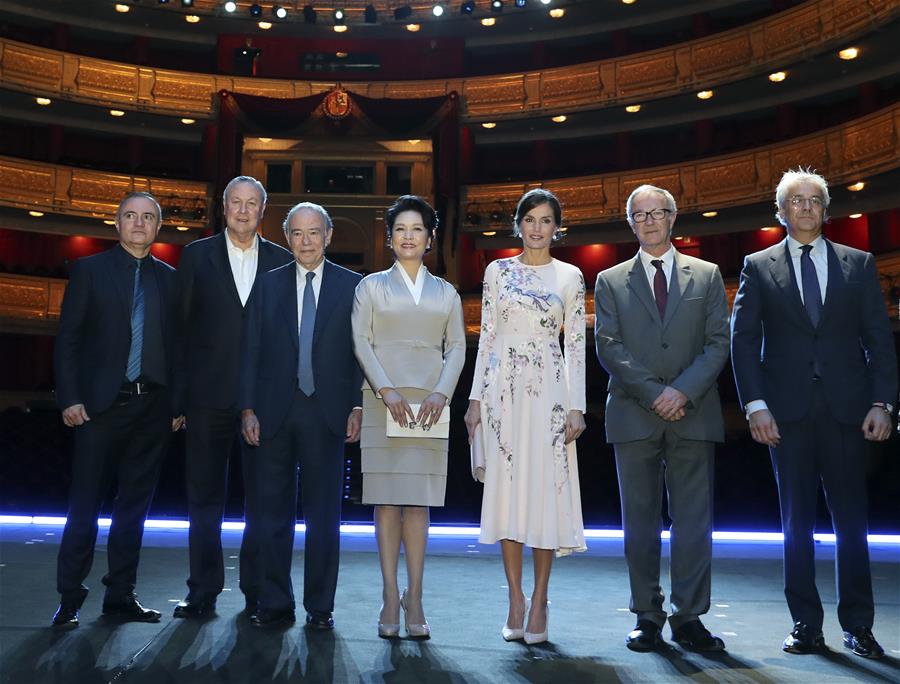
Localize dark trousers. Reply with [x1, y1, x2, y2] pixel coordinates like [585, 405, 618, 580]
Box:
[614, 429, 715, 629]
[184, 406, 260, 603]
[253, 390, 344, 614]
[770, 383, 874, 631]
[56, 390, 170, 605]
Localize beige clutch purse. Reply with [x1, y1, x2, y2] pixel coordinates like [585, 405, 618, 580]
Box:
[470, 425, 485, 483]
[386, 404, 450, 438]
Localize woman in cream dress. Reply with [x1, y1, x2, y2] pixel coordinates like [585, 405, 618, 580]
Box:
[464, 189, 587, 646]
[352, 195, 466, 639]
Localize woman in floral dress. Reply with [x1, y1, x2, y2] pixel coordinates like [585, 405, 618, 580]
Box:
[464, 188, 587, 645]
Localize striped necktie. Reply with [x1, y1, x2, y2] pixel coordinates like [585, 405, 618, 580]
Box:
[125, 259, 144, 382]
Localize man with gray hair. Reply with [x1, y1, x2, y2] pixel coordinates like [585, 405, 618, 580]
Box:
[595, 184, 730, 652]
[173, 175, 292, 619]
[731, 168, 897, 658]
[240, 201, 363, 629]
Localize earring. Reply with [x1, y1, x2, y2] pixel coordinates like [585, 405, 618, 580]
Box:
[553, 229, 563, 241]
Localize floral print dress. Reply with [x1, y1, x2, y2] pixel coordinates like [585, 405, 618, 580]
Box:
[470, 257, 587, 556]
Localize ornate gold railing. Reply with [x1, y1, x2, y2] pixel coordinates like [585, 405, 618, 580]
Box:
[0, 0, 896, 119]
[463, 102, 900, 226]
[0, 156, 210, 227]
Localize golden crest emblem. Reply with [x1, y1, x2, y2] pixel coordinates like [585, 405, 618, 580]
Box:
[323, 87, 352, 120]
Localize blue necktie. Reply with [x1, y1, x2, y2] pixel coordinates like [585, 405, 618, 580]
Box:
[297, 271, 316, 395]
[799, 244, 822, 327]
[125, 259, 144, 382]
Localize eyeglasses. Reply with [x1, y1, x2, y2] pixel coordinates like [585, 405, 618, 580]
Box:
[788, 195, 824, 207]
[630, 208, 672, 223]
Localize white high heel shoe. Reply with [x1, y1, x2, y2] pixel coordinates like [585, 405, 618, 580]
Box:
[524, 601, 550, 645]
[377, 600, 401, 638]
[400, 589, 430, 640]
[501, 597, 530, 641]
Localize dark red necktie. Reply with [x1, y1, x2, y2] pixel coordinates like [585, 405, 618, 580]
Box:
[651, 259, 667, 320]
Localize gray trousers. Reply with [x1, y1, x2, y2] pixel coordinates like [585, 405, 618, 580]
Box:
[614, 430, 715, 629]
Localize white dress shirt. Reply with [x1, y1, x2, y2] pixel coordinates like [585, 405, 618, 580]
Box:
[225, 230, 258, 306]
[396, 262, 426, 305]
[296, 259, 326, 339]
[637, 244, 676, 298]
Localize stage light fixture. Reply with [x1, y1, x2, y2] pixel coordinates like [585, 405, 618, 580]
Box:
[109, 109, 125, 117]
[303, 5, 316, 23]
[768, 71, 787, 82]
[364, 4, 377, 23]
[696, 90, 714, 100]
[333, 8, 345, 21]
[551, 114, 567, 123]
[838, 47, 858, 60]
[406, 23, 420, 32]
[515, 0, 526, 7]
[185, 14, 200, 22]
[481, 122, 496, 128]
[482, 231, 496, 236]
[333, 24, 348, 32]
[540, 0, 551, 4]
[29, 210, 44, 217]
[181, 118, 195, 124]
[258, 20, 272, 29]
[273, 5, 287, 19]
[433, 3, 445, 17]
[35, 97, 52, 105]
[158, 0, 170, 5]
[460, 1, 475, 14]
[481, 17, 495, 26]
[114, 3, 130, 12]
[549, 7, 563, 17]
[702, 211, 718, 218]
[847, 181, 865, 192]
[176, 226, 190, 231]
[394, 5, 412, 20]
[181, 0, 193, 6]
[224, 1, 236, 11]
[491, 0, 503, 11]
[849, 213, 862, 219]
[249, 3, 262, 17]
[625, 104, 641, 113]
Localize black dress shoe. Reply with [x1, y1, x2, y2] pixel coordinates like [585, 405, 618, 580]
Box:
[250, 608, 296, 628]
[842, 627, 884, 659]
[101, 595, 161, 623]
[782, 622, 825, 654]
[52, 602, 80, 628]
[305, 611, 334, 630]
[626, 620, 663, 652]
[173, 599, 217, 619]
[672, 620, 726, 652]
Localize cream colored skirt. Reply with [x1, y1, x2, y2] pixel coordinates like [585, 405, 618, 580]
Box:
[361, 387, 447, 507]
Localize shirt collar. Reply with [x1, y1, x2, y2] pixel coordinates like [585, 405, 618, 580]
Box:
[114, 243, 150, 268]
[786, 233, 825, 254]
[296, 259, 326, 281]
[638, 244, 676, 270]
[225, 230, 258, 254]
[394, 262, 426, 287]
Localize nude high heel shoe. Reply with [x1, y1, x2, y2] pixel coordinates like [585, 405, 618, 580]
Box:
[523, 601, 550, 645]
[400, 589, 430, 640]
[501, 597, 529, 641]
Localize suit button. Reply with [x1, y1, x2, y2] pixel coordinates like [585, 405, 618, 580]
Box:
[661, 343, 669, 349]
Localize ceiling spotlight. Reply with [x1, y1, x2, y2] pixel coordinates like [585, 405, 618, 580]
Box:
[258, 137, 273, 143]
[249, 3, 262, 17]
[482, 231, 497, 236]
[768, 71, 787, 82]
[540, 0, 551, 4]
[433, 3, 445, 17]
[303, 5, 316, 23]
[180, 118, 196, 124]
[622, 0, 636, 4]
[109, 109, 125, 117]
[702, 211, 718, 218]
[515, 0, 526, 7]
[114, 3, 130, 12]
[481, 17, 495, 26]
[333, 24, 348, 32]
[258, 20, 272, 29]
[273, 5, 287, 19]
[838, 47, 859, 60]
[176, 226, 190, 231]
[849, 213, 862, 219]
[625, 104, 641, 113]
[333, 8, 345, 21]
[394, 5, 413, 20]
[481, 122, 497, 129]
[35, 97, 52, 105]
[847, 181, 865, 191]
[461, 1, 475, 14]
[549, 7, 564, 17]
[181, 0, 193, 6]
[551, 114, 567, 123]
[103, 219, 117, 225]
[696, 90, 714, 100]
[491, 0, 503, 11]
[29, 210, 44, 217]
[406, 23, 420, 32]
[364, 4, 377, 22]
[224, 1, 236, 12]
[185, 14, 200, 22]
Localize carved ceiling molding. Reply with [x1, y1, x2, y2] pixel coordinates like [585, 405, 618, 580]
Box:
[0, 0, 896, 119]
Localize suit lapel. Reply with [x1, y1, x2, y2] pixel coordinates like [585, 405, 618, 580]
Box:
[106, 248, 132, 318]
[662, 251, 692, 329]
[819, 239, 848, 327]
[278, 264, 300, 353]
[313, 260, 338, 345]
[768, 239, 811, 328]
[209, 232, 243, 308]
[625, 256, 661, 324]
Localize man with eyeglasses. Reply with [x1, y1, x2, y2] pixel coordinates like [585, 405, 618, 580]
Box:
[595, 184, 730, 653]
[731, 168, 897, 658]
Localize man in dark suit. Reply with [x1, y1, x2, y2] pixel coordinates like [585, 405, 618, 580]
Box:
[240, 201, 362, 629]
[173, 176, 292, 618]
[731, 168, 897, 658]
[595, 184, 730, 652]
[52, 192, 183, 628]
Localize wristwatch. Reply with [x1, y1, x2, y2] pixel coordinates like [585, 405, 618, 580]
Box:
[871, 402, 893, 415]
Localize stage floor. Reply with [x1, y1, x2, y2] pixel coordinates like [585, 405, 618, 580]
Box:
[0, 523, 897, 684]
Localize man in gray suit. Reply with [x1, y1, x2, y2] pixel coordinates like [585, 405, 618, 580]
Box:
[731, 169, 896, 658]
[595, 184, 730, 652]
